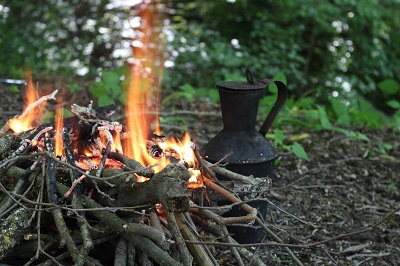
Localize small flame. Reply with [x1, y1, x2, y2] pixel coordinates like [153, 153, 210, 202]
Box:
[113, 131, 123, 154]
[54, 100, 64, 156]
[161, 132, 203, 188]
[8, 74, 42, 133]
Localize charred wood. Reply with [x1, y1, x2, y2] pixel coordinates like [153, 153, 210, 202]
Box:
[100, 163, 190, 213]
[109, 152, 154, 178]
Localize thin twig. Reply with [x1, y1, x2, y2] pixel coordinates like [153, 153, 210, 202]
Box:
[185, 204, 400, 250]
[221, 226, 244, 266]
[166, 211, 193, 266]
[0, 90, 58, 136]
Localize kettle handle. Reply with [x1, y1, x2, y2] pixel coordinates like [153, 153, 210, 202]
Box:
[258, 79, 288, 137]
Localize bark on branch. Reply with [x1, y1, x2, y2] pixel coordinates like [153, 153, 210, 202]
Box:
[101, 163, 191, 213]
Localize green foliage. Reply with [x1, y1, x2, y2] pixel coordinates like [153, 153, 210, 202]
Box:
[69, 83, 80, 94]
[9, 86, 19, 93]
[3, 0, 400, 139]
[290, 142, 309, 161]
[273, 129, 285, 147]
[89, 66, 128, 107]
[387, 184, 397, 192]
[0, 0, 127, 78]
[272, 129, 309, 161]
[378, 79, 400, 95]
[377, 140, 393, 154]
[162, 83, 219, 104]
[330, 98, 351, 126]
[166, 0, 400, 132]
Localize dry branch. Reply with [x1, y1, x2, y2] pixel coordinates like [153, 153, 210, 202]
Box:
[175, 213, 216, 266]
[0, 207, 34, 260]
[55, 182, 182, 266]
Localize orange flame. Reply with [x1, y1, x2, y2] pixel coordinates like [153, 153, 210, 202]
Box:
[122, 2, 202, 187]
[8, 75, 42, 133]
[161, 132, 203, 187]
[54, 100, 64, 156]
[113, 131, 123, 154]
[124, 2, 164, 171]
[121, 2, 202, 187]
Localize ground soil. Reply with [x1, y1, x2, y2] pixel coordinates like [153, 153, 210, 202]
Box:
[1, 81, 399, 265]
[171, 98, 400, 266]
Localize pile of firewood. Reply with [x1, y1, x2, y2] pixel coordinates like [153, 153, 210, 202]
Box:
[0, 91, 299, 266]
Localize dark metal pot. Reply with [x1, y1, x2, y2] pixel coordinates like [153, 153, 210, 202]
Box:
[201, 69, 287, 243]
[202, 69, 287, 179]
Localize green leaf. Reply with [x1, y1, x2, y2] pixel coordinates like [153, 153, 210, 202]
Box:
[98, 94, 115, 107]
[384, 143, 393, 150]
[110, 85, 122, 97]
[273, 71, 287, 85]
[330, 98, 351, 126]
[43, 111, 54, 123]
[386, 100, 400, 109]
[89, 82, 108, 97]
[273, 129, 285, 147]
[387, 184, 397, 191]
[317, 105, 332, 129]
[70, 83, 79, 93]
[333, 127, 355, 137]
[159, 116, 197, 123]
[102, 71, 121, 88]
[377, 141, 387, 154]
[208, 89, 219, 102]
[356, 133, 370, 142]
[63, 108, 73, 118]
[260, 95, 277, 107]
[9, 85, 19, 93]
[291, 142, 309, 160]
[395, 115, 400, 130]
[179, 83, 195, 94]
[196, 88, 208, 97]
[378, 79, 400, 95]
[118, 91, 126, 104]
[297, 97, 315, 109]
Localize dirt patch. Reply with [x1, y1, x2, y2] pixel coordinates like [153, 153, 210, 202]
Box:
[262, 128, 400, 265]
[167, 100, 400, 265]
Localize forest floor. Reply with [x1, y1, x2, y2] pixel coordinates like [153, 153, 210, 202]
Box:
[169, 98, 400, 266]
[1, 81, 400, 265]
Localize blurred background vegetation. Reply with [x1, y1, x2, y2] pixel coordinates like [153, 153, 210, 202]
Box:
[1, 0, 399, 132]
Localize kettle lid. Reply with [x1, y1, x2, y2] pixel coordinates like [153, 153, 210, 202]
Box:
[216, 81, 266, 91]
[216, 68, 266, 91]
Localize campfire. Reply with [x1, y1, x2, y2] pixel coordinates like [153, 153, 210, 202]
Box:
[0, 3, 277, 264]
[0, 73, 274, 265]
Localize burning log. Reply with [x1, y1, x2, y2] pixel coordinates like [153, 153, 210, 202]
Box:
[101, 163, 191, 212]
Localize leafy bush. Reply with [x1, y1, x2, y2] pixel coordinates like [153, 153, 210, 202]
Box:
[89, 66, 129, 107]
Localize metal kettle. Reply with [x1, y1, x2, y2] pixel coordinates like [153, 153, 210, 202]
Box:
[201, 69, 287, 178]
